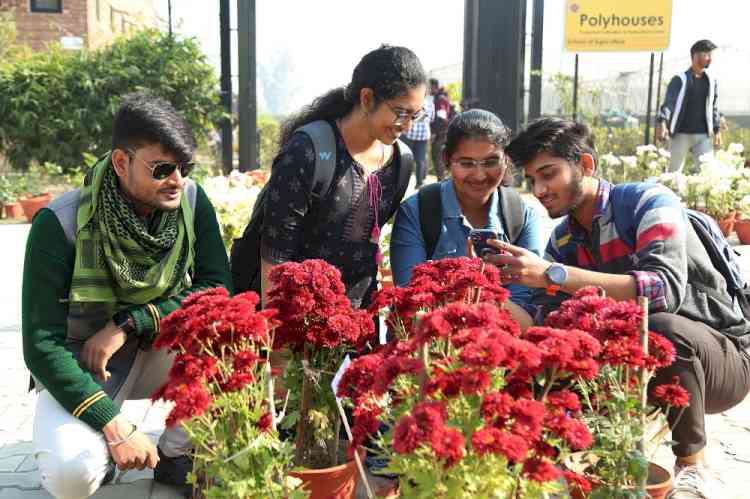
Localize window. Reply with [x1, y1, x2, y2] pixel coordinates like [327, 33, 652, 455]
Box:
[30, 0, 62, 13]
[95, 0, 100, 21]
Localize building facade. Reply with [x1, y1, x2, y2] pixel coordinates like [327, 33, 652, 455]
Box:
[1, 0, 156, 51]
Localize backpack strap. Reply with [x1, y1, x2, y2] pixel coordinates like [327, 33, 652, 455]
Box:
[184, 178, 197, 213]
[392, 138, 415, 211]
[297, 121, 337, 201]
[418, 183, 526, 258]
[418, 182, 443, 260]
[47, 189, 81, 245]
[498, 186, 525, 244]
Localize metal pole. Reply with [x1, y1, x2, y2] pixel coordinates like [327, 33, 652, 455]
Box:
[654, 52, 665, 142]
[645, 53, 655, 145]
[219, 0, 233, 174]
[237, 0, 257, 172]
[167, 0, 172, 37]
[572, 54, 579, 121]
[529, 0, 544, 121]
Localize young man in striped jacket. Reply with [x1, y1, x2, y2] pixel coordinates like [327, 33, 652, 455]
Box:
[485, 118, 749, 498]
[22, 93, 232, 498]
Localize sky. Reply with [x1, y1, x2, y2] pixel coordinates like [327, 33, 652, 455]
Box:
[155, 0, 750, 114]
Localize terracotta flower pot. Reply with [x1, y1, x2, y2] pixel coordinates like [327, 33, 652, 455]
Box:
[565, 453, 672, 499]
[717, 211, 737, 238]
[19, 193, 52, 222]
[288, 455, 361, 499]
[735, 219, 750, 245]
[4, 202, 24, 219]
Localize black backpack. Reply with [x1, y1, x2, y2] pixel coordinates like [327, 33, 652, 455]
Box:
[417, 182, 526, 259]
[230, 120, 414, 294]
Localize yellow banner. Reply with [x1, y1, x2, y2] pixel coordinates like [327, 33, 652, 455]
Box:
[564, 0, 672, 52]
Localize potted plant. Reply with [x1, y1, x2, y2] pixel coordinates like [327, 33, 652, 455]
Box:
[735, 194, 750, 244]
[545, 287, 689, 498]
[338, 258, 600, 498]
[16, 165, 52, 222]
[266, 259, 376, 498]
[152, 288, 307, 498]
[0, 174, 23, 219]
[0, 175, 13, 219]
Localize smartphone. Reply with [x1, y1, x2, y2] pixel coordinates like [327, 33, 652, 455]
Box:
[469, 229, 506, 257]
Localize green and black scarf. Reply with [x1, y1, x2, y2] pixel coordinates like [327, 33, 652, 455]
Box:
[69, 154, 195, 307]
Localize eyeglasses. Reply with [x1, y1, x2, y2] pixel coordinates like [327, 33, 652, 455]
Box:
[450, 156, 507, 170]
[384, 101, 428, 126]
[125, 149, 194, 180]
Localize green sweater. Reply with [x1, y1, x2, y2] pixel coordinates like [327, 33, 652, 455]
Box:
[22, 185, 232, 431]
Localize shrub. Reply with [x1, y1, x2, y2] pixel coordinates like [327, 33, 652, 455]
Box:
[0, 29, 223, 172]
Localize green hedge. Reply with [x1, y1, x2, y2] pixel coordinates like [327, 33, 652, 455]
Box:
[0, 29, 223, 171]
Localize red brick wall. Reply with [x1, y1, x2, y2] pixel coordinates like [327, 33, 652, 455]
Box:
[1, 0, 157, 51]
[5, 0, 88, 51]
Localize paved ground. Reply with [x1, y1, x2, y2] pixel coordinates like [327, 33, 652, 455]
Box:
[1, 186, 749, 498]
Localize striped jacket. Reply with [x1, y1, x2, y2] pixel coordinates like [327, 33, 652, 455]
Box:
[534, 180, 750, 342]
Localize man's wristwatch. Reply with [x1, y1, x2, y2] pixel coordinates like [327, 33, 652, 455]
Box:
[112, 311, 136, 335]
[544, 263, 568, 296]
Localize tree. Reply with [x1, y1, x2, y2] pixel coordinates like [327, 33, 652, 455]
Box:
[258, 49, 301, 117]
[0, 29, 222, 171]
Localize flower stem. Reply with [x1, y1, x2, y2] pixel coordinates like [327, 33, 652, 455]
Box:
[295, 345, 312, 464]
[540, 366, 558, 402]
[265, 361, 277, 432]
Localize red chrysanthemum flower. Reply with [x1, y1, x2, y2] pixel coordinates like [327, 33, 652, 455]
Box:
[220, 371, 254, 392]
[430, 426, 466, 468]
[561, 418, 593, 450]
[547, 390, 581, 412]
[393, 415, 423, 454]
[522, 457, 561, 483]
[645, 331, 676, 369]
[471, 427, 528, 463]
[509, 398, 546, 441]
[256, 411, 273, 432]
[563, 470, 592, 494]
[481, 391, 515, 422]
[413, 400, 448, 432]
[652, 376, 690, 408]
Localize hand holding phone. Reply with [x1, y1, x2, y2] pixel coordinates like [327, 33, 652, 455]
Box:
[470, 229, 505, 258]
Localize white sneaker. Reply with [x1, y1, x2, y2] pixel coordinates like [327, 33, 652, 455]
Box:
[666, 462, 713, 499]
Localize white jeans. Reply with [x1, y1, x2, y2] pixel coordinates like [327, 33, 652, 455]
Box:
[33, 346, 190, 499]
[669, 133, 713, 173]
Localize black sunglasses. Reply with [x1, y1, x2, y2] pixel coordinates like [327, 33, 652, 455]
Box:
[125, 149, 195, 180]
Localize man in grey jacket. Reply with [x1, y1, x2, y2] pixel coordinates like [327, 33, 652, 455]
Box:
[657, 39, 721, 173]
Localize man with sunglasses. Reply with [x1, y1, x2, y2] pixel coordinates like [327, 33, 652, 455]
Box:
[22, 92, 232, 498]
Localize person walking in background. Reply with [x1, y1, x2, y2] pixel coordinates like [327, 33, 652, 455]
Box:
[429, 78, 453, 180]
[400, 91, 434, 188]
[657, 39, 721, 173]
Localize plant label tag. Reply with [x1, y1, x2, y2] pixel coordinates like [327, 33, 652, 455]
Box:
[331, 354, 352, 403]
[379, 312, 387, 345]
